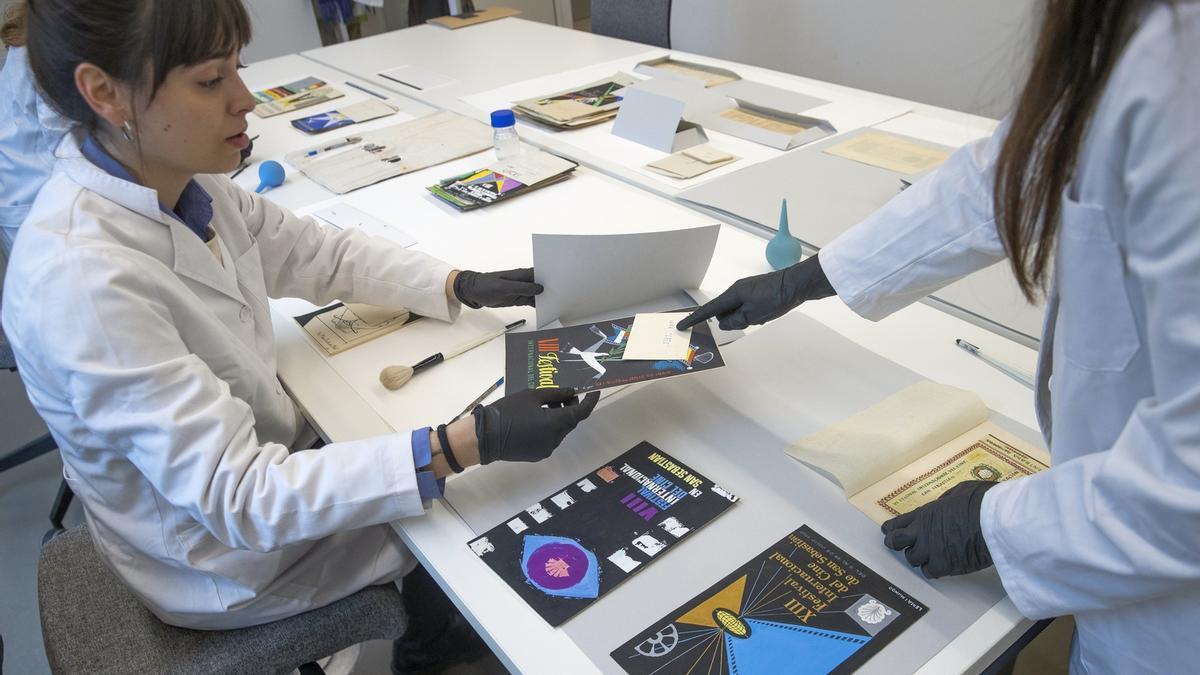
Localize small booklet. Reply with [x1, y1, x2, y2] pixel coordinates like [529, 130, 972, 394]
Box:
[427, 151, 578, 210]
[294, 302, 421, 356]
[290, 99, 397, 134]
[504, 311, 724, 395]
[787, 381, 1050, 523]
[646, 144, 739, 179]
[513, 73, 640, 129]
[612, 525, 928, 674]
[468, 442, 738, 626]
[252, 76, 344, 118]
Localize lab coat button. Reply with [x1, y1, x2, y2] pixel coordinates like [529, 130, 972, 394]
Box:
[239, 305, 251, 322]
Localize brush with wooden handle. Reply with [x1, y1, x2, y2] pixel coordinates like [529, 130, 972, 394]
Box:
[379, 319, 525, 391]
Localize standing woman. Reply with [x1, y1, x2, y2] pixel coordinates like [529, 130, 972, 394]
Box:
[0, 2, 70, 252]
[1, 0, 598, 666]
[680, 1, 1200, 671]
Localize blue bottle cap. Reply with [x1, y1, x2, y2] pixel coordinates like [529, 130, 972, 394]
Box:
[490, 109, 516, 128]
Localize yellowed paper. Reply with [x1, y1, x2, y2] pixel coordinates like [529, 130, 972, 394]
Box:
[646, 150, 738, 179]
[650, 61, 738, 88]
[849, 423, 1049, 523]
[299, 303, 417, 356]
[719, 108, 810, 136]
[823, 130, 951, 175]
[786, 381, 988, 495]
[623, 313, 693, 360]
[682, 145, 736, 164]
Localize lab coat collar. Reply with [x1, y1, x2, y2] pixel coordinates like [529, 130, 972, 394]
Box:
[56, 131, 245, 304]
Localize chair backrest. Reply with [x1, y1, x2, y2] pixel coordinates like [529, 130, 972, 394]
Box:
[590, 0, 671, 48]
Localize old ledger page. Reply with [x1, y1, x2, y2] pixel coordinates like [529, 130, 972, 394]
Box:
[786, 381, 1049, 524]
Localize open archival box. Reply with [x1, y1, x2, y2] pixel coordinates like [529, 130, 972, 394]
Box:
[787, 381, 1050, 523]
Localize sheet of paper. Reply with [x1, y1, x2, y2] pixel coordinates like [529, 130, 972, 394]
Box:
[682, 145, 735, 164]
[532, 225, 721, 328]
[285, 111, 492, 194]
[487, 151, 578, 186]
[642, 59, 739, 88]
[645, 151, 737, 179]
[786, 381, 988, 496]
[294, 302, 418, 356]
[823, 130, 951, 175]
[849, 422, 1050, 524]
[718, 107, 811, 135]
[622, 313, 693, 360]
[611, 88, 690, 153]
[378, 65, 458, 91]
[311, 203, 418, 247]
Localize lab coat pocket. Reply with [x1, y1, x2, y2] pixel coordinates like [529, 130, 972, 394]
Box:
[1057, 199, 1140, 371]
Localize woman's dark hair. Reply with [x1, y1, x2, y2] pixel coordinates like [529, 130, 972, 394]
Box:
[25, 0, 252, 130]
[994, 0, 1147, 301]
[1, 2, 26, 47]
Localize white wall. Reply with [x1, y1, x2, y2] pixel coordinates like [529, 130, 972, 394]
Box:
[240, 0, 323, 64]
[671, 0, 1039, 118]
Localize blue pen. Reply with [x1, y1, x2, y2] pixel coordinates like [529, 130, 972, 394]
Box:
[456, 377, 505, 420]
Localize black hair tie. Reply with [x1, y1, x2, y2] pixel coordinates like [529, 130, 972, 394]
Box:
[436, 424, 464, 474]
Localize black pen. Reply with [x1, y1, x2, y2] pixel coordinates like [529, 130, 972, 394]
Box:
[344, 80, 388, 100]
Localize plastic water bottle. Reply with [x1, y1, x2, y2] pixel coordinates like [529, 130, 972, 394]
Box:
[491, 109, 520, 160]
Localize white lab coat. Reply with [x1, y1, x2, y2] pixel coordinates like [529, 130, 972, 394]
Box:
[2, 130, 462, 629]
[0, 46, 71, 252]
[820, 4, 1200, 673]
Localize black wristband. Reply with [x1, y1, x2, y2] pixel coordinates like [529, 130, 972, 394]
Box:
[436, 424, 464, 474]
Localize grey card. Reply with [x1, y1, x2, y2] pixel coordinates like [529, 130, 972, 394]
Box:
[532, 225, 721, 328]
[612, 87, 708, 154]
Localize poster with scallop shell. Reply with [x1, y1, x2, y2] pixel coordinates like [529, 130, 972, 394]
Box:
[612, 525, 928, 674]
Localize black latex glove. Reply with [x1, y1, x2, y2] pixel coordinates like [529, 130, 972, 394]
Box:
[881, 480, 999, 578]
[453, 268, 543, 309]
[473, 387, 600, 464]
[676, 255, 835, 331]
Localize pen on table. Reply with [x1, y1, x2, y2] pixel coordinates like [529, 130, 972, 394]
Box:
[379, 319, 526, 390]
[955, 339, 1035, 389]
[305, 136, 362, 157]
[344, 80, 388, 100]
[455, 377, 505, 420]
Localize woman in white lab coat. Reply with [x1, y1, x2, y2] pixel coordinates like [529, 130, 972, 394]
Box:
[680, 1, 1200, 672]
[1, 0, 598, 666]
[0, 4, 70, 252]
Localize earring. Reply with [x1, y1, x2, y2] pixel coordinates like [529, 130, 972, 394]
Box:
[120, 120, 135, 143]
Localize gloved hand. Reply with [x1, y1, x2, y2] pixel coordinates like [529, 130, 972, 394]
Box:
[881, 480, 999, 578]
[453, 268, 543, 309]
[676, 255, 836, 331]
[472, 387, 600, 464]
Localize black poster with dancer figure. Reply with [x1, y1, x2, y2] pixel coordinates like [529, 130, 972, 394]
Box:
[504, 313, 724, 395]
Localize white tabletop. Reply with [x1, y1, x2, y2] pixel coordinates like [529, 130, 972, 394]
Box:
[241, 32, 1042, 675]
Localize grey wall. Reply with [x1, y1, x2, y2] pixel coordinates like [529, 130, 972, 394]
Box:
[671, 0, 1039, 118]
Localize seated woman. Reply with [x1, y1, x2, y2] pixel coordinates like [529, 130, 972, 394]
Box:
[0, 3, 70, 253]
[1, 1, 597, 669]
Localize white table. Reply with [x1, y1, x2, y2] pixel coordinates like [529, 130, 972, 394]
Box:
[239, 40, 1042, 675]
[299, 18, 1042, 346]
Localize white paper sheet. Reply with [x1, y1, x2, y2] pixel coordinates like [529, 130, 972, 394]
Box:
[310, 203, 418, 247]
[622, 313, 693, 360]
[378, 65, 458, 91]
[532, 225, 721, 327]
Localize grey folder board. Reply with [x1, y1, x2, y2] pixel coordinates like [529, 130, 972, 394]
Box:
[677, 128, 1046, 339]
[447, 312, 1042, 674]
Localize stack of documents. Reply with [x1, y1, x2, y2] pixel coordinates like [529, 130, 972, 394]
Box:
[252, 76, 344, 118]
[512, 74, 639, 129]
[646, 145, 739, 179]
[428, 151, 578, 210]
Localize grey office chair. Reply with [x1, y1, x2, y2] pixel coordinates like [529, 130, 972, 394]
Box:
[0, 242, 74, 540]
[590, 0, 672, 48]
[38, 524, 409, 674]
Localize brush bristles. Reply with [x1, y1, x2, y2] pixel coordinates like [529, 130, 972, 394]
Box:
[379, 365, 414, 390]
